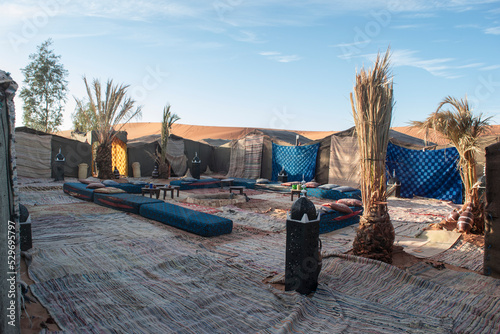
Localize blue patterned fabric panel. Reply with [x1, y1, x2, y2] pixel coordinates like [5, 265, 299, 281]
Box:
[63, 182, 94, 201]
[139, 202, 233, 237]
[272, 143, 320, 182]
[386, 142, 462, 204]
[93, 193, 163, 214]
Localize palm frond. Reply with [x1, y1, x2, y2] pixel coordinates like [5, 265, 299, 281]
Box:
[350, 48, 394, 216]
[410, 95, 492, 201]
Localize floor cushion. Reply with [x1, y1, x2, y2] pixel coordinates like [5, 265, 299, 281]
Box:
[93, 193, 163, 214]
[63, 182, 95, 201]
[139, 202, 233, 237]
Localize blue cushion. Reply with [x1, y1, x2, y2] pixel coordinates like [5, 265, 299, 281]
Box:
[307, 187, 361, 201]
[319, 209, 362, 234]
[169, 178, 221, 190]
[111, 183, 144, 194]
[93, 193, 163, 214]
[139, 202, 232, 237]
[102, 179, 120, 186]
[63, 183, 95, 201]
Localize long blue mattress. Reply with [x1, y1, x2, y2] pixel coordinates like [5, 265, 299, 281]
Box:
[110, 183, 144, 194]
[319, 209, 362, 234]
[307, 187, 362, 201]
[63, 182, 95, 201]
[93, 193, 163, 214]
[139, 202, 233, 237]
[169, 178, 221, 190]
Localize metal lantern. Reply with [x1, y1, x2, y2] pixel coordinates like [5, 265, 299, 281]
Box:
[387, 170, 401, 198]
[53, 147, 65, 181]
[285, 196, 322, 295]
[113, 166, 120, 179]
[191, 152, 201, 179]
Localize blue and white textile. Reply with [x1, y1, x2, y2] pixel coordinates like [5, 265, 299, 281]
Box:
[386, 142, 462, 204]
[272, 143, 320, 182]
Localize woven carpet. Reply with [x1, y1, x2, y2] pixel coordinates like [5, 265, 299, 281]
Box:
[20, 190, 82, 206]
[429, 239, 484, 272]
[27, 201, 498, 333]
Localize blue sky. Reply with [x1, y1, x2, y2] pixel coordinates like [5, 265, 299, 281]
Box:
[1, 0, 499, 132]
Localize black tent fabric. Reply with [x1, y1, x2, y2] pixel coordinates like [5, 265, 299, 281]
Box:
[16, 127, 92, 178]
[51, 135, 92, 178]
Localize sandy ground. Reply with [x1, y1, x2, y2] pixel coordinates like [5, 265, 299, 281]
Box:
[18, 182, 484, 333]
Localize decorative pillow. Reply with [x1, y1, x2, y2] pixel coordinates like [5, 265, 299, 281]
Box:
[281, 182, 292, 187]
[102, 179, 120, 186]
[79, 179, 94, 185]
[337, 198, 363, 207]
[131, 181, 148, 186]
[93, 187, 126, 194]
[319, 206, 334, 213]
[256, 178, 270, 184]
[115, 178, 130, 183]
[318, 184, 340, 190]
[329, 203, 353, 214]
[86, 183, 105, 189]
[182, 177, 197, 182]
[335, 186, 359, 193]
[305, 182, 320, 188]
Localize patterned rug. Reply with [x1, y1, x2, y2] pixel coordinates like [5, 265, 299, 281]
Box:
[429, 239, 484, 272]
[26, 197, 495, 333]
[19, 190, 83, 206]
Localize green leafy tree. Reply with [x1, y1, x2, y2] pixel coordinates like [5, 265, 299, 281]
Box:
[71, 101, 97, 133]
[158, 104, 180, 178]
[20, 39, 68, 133]
[75, 76, 142, 179]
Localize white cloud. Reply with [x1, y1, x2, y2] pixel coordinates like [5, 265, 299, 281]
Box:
[259, 51, 301, 63]
[230, 31, 266, 43]
[259, 51, 281, 56]
[485, 26, 500, 34]
[373, 49, 457, 78]
[480, 64, 500, 70]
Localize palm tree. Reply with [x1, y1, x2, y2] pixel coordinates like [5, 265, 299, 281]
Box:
[75, 77, 142, 179]
[158, 104, 180, 178]
[411, 96, 491, 233]
[350, 48, 395, 263]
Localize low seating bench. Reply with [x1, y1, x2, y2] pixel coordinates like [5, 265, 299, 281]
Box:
[110, 183, 144, 194]
[63, 182, 95, 201]
[319, 209, 362, 234]
[140, 202, 233, 237]
[93, 193, 163, 214]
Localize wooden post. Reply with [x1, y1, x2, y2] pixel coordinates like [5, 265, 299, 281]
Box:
[0, 72, 20, 333]
[484, 142, 500, 278]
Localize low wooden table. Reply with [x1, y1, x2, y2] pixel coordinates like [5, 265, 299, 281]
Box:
[291, 189, 307, 201]
[141, 187, 161, 199]
[220, 178, 234, 189]
[229, 186, 245, 194]
[159, 186, 180, 199]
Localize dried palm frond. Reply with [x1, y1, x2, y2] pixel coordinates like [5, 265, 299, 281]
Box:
[350, 48, 394, 216]
[410, 96, 492, 201]
[350, 48, 395, 263]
